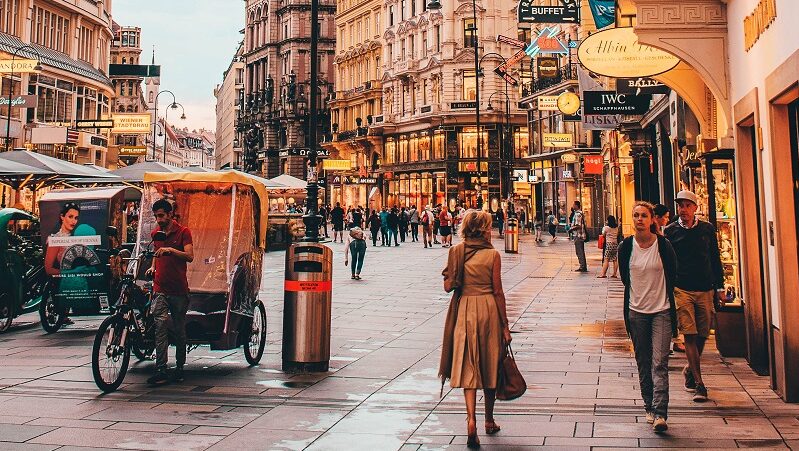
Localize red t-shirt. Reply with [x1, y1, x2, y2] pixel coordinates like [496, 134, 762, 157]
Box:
[152, 220, 192, 296]
[439, 210, 451, 226]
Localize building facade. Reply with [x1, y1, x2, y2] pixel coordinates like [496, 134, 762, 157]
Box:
[215, 44, 245, 170]
[377, 0, 528, 211]
[322, 0, 383, 208]
[240, 0, 337, 179]
[109, 22, 149, 166]
[0, 0, 114, 166]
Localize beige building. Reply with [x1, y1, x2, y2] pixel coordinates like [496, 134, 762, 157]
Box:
[376, 0, 528, 210]
[0, 0, 114, 166]
[323, 0, 383, 207]
[215, 44, 245, 170]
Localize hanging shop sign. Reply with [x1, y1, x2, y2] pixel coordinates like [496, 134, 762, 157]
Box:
[582, 114, 621, 130]
[111, 113, 151, 133]
[76, 119, 115, 129]
[537, 57, 559, 79]
[518, 0, 579, 24]
[279, 148, 330, 158]
[543, 133, 573, 148]
[0, 59, 41, 73]
[329, 175, 377, 185]
[118, 146, 147, 156]
[537, 96, 559, 111]
[496, 35, 527, 49]
[557, 92, 581, 115]
[512, 169, 529, 182]
[563, 109, 582, 121]
[583, 154, 604, 174]
[321, 159, 352, 171]
[0, 95, 37, 108]
[587, 0, 616, 29]
[492, 66, 519, 86]
[577, 27, 680, 78]
[525, 26, 569, 58]
[561, 153, 578, 163]
[583, 91, 652, 115]
[528, 174, 539, 183]
[562, 170, 573, 178]
[617, 77, 669, 95]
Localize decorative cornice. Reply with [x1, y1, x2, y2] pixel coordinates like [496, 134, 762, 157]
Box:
[635, 0, 726, 30]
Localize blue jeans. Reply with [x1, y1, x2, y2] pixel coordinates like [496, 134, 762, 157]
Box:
[628, 309, 672, 419]
[388, 228, 398, 245]
[349, 240, 366, 275]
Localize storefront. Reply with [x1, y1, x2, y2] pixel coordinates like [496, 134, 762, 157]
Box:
[328, 175, 380, 210]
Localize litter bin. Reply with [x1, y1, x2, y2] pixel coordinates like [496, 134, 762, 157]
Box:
[282, 242, 333, 372]
[504, 218, 519, 253]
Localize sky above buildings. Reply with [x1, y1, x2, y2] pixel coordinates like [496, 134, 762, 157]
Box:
[113, 0, 244, 133]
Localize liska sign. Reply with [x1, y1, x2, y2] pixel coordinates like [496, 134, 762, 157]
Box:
[577, 27, 680, 78]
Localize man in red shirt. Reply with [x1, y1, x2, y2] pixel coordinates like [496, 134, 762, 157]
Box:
[145, 199, 194, 385]
[438, 207, 453, 247]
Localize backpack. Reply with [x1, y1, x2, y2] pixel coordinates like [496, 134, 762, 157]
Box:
[422, 211, 430, 224]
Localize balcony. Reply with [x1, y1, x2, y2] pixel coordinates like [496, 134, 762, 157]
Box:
[393, 59, 419, 76]
[336, 127, 369, 141]
[521, 65, 578, 98]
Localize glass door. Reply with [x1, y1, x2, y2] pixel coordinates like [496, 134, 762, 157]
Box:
[706, 154, 742, 308]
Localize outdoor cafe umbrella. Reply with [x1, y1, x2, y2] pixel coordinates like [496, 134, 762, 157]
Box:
[108, 161, 184, 183]
[0, 149, 119, 180]
[0, 159, 57, 208]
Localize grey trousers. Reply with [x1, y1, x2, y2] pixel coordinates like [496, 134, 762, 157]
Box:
[574, 237, 587, 269]
[628, 309, 672, 419]
[151, 293, 188, 370]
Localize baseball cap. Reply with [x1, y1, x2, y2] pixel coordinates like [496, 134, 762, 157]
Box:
[675, 190, 698, 205]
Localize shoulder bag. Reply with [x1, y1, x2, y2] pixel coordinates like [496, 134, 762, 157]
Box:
[496, 343, 526, 401]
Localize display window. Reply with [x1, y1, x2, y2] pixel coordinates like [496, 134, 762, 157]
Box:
[385, 138, 396, 164]
[514, 127, 529, 159]
[419, 134, 432, 160]
[458, 127, 488, 159]
[433, 130, 445, 159]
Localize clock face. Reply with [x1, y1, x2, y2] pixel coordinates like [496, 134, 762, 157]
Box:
[557, 92, 581, 115]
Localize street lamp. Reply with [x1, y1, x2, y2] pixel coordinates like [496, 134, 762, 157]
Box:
[151, 90, 180, 160]
[4, 45, 43, 152]
[300, 0, 322, 243]
[162, 102, 187, 163]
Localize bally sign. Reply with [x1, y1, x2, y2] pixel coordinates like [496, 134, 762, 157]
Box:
[518, 0, 579, 24]
[543, 133, 573, 148]
[0, 95, 37, 108]
[617, 77, 670, 95]
[577, 27, 680, 78]
[583, 91, 652, 115]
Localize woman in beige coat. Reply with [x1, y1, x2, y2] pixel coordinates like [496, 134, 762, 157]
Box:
[440, 209, 512, 448]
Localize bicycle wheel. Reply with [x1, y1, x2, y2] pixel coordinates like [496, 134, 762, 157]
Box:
[244, 300, 266, 365]
[39, 288, 65, 334]
[92, 315, 131, 392]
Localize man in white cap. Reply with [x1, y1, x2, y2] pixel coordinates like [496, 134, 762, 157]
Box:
[663, 190, 724, 403]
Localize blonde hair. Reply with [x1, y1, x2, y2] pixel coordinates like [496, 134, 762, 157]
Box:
[460, 209, 492, 239]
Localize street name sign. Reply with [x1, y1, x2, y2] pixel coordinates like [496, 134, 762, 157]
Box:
[518, 0, 579, 24]
[451, 101, 477, 109]
[583, 91, 652, 115]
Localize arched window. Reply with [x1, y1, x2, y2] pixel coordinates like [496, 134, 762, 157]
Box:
[149, 91, 154, 103]
[122, 57, 126, 64]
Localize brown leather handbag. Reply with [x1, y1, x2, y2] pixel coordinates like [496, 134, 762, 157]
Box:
[496, 343, 526, 401]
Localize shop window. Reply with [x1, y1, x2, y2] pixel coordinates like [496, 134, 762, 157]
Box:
[463, 18, 477, 48]
[385, 138, 396, 164]
[409, 135, 419, 161]
[399, 136, 409, 162]
[462, 70, 476, 100]
[419, 134, 431, 161]
[433, 131, 445, 159]
[514, 127, 529, 159]
[458, 127, 487, 159]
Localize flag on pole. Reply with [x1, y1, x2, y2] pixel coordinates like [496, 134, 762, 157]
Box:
[588, 0, 616, 29]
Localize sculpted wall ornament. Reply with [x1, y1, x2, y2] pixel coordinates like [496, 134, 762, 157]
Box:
[636, 1, 726, 28]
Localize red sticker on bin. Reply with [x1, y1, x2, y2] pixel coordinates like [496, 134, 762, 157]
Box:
[284, 280, 333, 292]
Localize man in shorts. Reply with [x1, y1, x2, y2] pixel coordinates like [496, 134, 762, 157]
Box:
[330, 202, 345, 243]
[438, 206, 452, 247]
[664, 190, 724, 402]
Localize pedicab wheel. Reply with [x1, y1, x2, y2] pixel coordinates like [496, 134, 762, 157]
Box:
[92, 315, 131, 393]
[244, 300, 266, 365]
[39, 289, 65, 333]
[0, 294, 13, 333]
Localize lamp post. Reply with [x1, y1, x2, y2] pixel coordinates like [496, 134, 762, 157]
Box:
[487, 89, 514, 217]
[300, 0, 322, 243]
[4, 45, 43, 152]
[151, 90, 176, 160]
[162, 101, 186, 163]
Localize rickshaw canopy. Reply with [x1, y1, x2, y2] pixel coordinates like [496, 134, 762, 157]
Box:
[143, 171, 269, 249]
[39, 186, 142, 203]
[0, 208, 35, 248]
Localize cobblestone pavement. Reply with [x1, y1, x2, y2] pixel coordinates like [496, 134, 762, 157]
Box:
[1, 233, 798, 450]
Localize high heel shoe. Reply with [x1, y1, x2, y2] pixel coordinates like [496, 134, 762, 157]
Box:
[466, 418, 480, 449]
[485, 420, 501, 435]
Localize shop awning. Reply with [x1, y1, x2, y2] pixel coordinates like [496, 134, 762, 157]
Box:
[109, 161, 185, 183]
[0, 159, 56, 190]
[0, 149, 120, 180]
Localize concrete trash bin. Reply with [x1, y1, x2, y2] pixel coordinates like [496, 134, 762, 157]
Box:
[282, 243, 333, 372]
[504, 218, 519, 253]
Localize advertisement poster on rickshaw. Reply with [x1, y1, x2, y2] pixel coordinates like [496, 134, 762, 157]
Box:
[40, 199, 114, 310]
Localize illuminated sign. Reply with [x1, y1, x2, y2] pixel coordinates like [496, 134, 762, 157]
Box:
[0, 59, 41, 73]
[496, 35, 527, 49]
[518, 0, 579, 24]
[76, 119, 115, 129]
[322, 159, 352, 171]
[543, 133, 573, 148]
[537, 57, 559, 79]
[118, 146, 147, 156]
[583, 91, 652, 115]
[111, 114, 151, 133]
[537, 96, 559, 111]
[525, 26, 569, 58]
[577, 27, 680, 78]
[617, 77, 670, 95]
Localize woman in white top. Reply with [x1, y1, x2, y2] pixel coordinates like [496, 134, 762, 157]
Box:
[618, 202, 677, 433]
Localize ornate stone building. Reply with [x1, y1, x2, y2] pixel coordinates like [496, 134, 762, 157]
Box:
[240, 0, 337, 178]
[215, 43, 245, 170]
[377, 0, 528, 210]
[109, 22, 149, 165]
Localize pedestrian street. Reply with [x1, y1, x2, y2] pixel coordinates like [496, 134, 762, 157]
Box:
[1, 234, 798, 450]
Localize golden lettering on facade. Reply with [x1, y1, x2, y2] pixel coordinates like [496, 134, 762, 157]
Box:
[744, 0, 777, 52]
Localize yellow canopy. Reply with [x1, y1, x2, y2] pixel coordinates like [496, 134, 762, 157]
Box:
[143, 171, 270, 249]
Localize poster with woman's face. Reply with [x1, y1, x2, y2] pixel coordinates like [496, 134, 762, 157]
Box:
[40, 199, 111, 310]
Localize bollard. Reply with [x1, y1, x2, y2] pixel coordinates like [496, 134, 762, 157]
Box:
[504, 217, 519, 254]
[282, 243, 333, 372]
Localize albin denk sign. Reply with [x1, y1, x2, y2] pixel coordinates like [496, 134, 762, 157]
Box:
[577, 27, 680, 78]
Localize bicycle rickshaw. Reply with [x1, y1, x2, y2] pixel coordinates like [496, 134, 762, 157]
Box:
[37, 187, 141, 332]
[91, 171, 269, 392]
[0, 208, 45, 332]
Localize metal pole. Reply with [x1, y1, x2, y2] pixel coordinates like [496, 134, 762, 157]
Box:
[506, 80, 515, 218]
[4, 56, 14, 152]
[302, 0, 321, 242]
[152, 99, 158, 160]
[472, 0, 482, 211]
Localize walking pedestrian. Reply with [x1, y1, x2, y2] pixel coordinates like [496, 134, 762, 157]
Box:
[433, 205, 441, 244]
[379, 206, 389, 246]
[618, 201, 678, 432]
[319, 204, 329, 238]
[653, 203, 671, 235]
[351, 206, 364, 229]
[145, 199, 194, 385]
[388, 207, 400, 246]
[368, 209, 381, 247]
[330, 202, 345, 243]
[518, 208, 527, 234]
[440, 209, 512, 449]
[546, 210, 558, 241]
[598, 215, 619, 278]
[569, 201, 588, 272]
[345, 227, 367, 280]
[421, 205, 434, 248]
[409, 205, 420, 242]
[399, 207, 409, 243]
[534, 211, 543, 242]
[496, 207, 505, 237]
[568, 207, 576, 240]
[664, 190, 725, 402]
[439, 206, 453, 247]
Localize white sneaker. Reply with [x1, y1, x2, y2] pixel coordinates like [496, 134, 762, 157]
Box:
[653, 416, 668, 432]
[645, 411, 655, 424]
